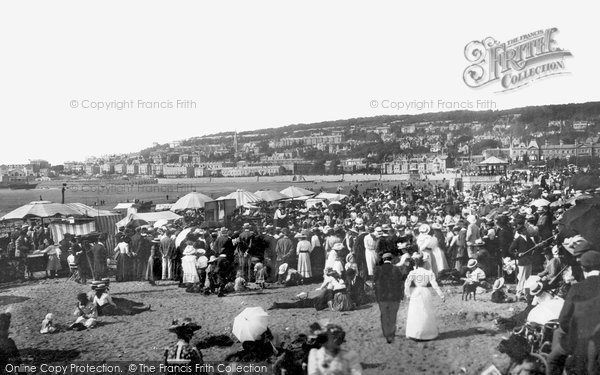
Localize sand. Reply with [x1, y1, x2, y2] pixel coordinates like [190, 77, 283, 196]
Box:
[0, 275, 524, 375]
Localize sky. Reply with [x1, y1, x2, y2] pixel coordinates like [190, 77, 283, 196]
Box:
[0, 0, 598, 165]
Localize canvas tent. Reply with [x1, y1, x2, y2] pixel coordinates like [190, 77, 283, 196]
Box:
[314, 192, 348, 202]
[217, 189, 262, 207]
[115, 211, 182, 229]
[65, 203, 123, 250]
[49, 221, 97, 245]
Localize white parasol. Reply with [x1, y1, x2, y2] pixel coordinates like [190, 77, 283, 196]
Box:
[175, 228, 193, 248]
[170, 192, 213, 212]
[232, 307, 269, 342]
[217, 189, 262, 207]
[531, 198, 550, 208]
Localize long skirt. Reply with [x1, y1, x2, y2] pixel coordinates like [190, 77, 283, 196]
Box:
[297, 253, 312, 278]
[146, 256, 160, 281]
[365, 249, 377, 276]
[47, 254, 62, 272]
[115, 253, 132, 282]
[309, 247, 325, 281]
[429, 248, 448, 277]
[405, 286, 439, 340]
[182, 256, 199, 284]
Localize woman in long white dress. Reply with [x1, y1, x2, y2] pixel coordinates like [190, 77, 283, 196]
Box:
[416, 224, 448, 277]
[181, 240, 199, 285]
[404, 253, 445, 341]
[296, 233, 313, 278]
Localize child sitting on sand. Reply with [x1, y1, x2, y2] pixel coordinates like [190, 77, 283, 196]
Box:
[254, 263, 266, 289]
[69, 293, 97, 330]
[234, 271, 247, 292]
[40, 313, 58, 334]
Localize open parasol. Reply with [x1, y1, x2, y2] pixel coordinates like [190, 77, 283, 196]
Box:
[1, 201, 83, 221]
[280, 186, 315, 199]
[559, 197, 600, 247]
[217, 189, 262, 207]
[170, 192, 213, 212]
[153, 219, 170, 229]
[531, 198, 550, 208]
[254, 190, 290, 202]
[175, 228, 193, 248]
[232, 307, 269, 342]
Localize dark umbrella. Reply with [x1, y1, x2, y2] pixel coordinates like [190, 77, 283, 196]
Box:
[559, 197, 600, 247]
[571, 174, 600, 191]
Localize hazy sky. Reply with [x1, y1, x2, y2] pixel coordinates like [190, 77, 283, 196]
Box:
[0, 0, 597, 165]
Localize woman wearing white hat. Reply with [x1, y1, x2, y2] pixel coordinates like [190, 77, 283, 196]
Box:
[416, 224, 448, 277]
[466, 215, 481, 259]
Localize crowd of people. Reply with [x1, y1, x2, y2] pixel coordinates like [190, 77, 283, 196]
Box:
[2, 165, 600, 374]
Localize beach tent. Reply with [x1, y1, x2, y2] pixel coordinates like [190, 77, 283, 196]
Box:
[66, 203, 116, 217]
[217, 189, 262, 207]
[114, 202, 135, 210]
[116, 211, 182, 229]
[280, 186, 316, 199]
[170, 192, 213, 212]
[254, 190, 290, 202]
[0, 201, 83, 221]
[66, 203, 123, 251]
[49, 221, 97, 244]
[305, 198, 326, 209]
[154, 203, 174, 211]
[315, 192, 348, 202]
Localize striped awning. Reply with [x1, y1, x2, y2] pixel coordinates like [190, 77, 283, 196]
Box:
[49, 221, 96, 243]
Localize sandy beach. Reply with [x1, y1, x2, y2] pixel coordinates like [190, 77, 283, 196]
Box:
[2, 276, 523, 374]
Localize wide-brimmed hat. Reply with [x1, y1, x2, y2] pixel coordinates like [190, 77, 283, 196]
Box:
[332, 243, 344, 252]
[419, 224, 430, 234]
[431, 223, 442, 230]
[91, 280, 107, 290]
[168, 318, 201, 333]
[467, 259, 478, 268]
[382, 252, 393, 260]
[474, 238, 485, 246]
[294, 232, 305, 239]
[529, 282, 544, 296]
[492, 277, 505, 291]
[278, 263, 289, 275]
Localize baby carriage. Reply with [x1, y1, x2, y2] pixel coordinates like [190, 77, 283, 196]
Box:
[497, 289, 564, 374]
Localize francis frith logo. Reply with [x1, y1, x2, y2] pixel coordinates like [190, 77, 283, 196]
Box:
[463, 28, 572, 92]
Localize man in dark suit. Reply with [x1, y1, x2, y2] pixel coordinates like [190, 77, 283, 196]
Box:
[129, 227, 142, 280]
[212, 228, 230, 256]
[548, 250, 600, 375]
[138, 231, 152, 281]
[214, 254, 233, 297]
[261, 226, 278, 282]
[352, 225, 369, 279]
[90, 235, 108, 280]
[373, 252, 406, 343]
[509, 225, 537, 300]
